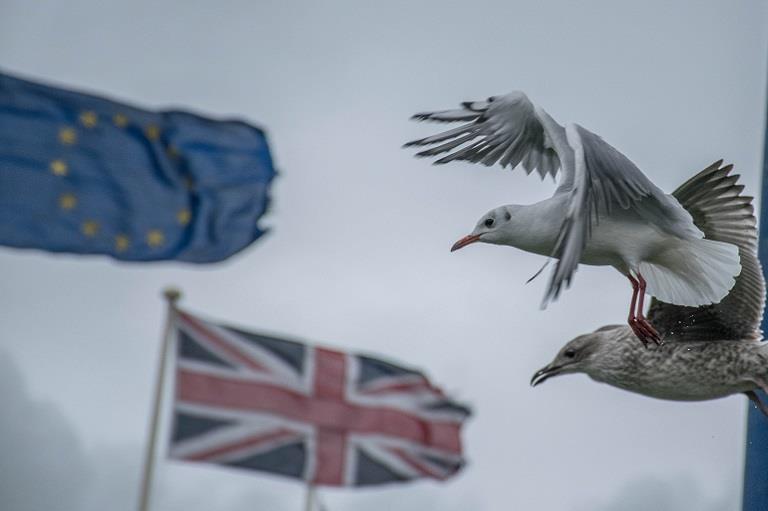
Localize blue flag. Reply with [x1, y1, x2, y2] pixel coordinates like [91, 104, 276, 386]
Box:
[0, 72, 276, 263]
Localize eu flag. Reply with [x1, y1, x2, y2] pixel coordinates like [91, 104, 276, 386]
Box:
[0, 71, 276, 263]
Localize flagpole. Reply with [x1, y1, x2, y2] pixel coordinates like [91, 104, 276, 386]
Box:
[304, 484, 316, 511]
[136, 287, 181, 511]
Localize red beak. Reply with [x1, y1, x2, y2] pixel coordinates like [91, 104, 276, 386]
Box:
[451, 234, 481, 252]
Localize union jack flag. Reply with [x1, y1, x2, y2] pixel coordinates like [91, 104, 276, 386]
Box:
[168, 309, 471, 486]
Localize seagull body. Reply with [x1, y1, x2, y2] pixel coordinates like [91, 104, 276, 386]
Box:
[533, 325, 768, 404]
[474, 194, 689, 269]
[531, 165, 768, 414]
[405, 92, 742, 344]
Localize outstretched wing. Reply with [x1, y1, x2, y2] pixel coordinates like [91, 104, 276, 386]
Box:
[541, 124, 703, 305]
[647, 161, 763, 341]
[406, 91, 703, 305]
[404, 92, 569, 180]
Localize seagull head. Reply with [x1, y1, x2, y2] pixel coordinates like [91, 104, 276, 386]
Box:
[451, 206, 518, 252]
[530, 325, 626, 387]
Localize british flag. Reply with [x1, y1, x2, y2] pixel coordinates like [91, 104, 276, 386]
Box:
[168, 309, 471, 486]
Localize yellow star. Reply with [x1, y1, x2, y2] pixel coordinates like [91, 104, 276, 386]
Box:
[182, 176, 195, 190]
[81, 220, 99, 237]
[176, 208, 191, 225]
[58, 193, 77, 210]
[79, 111, 98, 128]
[50, 159, 68, 176]
[145, 125, 160, 141]
[58, 127, 77, 145]
[115, 234, 130, 252]
[146, 229, 165, 247]
[167, 145, 180, 159]
[113, 113, 129, 128]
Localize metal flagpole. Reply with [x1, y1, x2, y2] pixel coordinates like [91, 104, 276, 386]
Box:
[136, 287, 181, 511]
[742, 55, 768, 511]
[304, 484, 316, 511]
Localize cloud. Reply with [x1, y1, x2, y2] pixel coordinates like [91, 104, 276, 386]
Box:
[0, 1, 763, 510]
[0, 345, 464, 511]
[574, 475, 735, 511]
[73, 441, 299, 511]
[0, 349, 90, 511]
[0, 347, 738, 511]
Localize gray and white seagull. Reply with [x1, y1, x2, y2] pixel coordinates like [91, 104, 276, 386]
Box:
[531, 163, 768, 415]
[405, 92, 742, 345]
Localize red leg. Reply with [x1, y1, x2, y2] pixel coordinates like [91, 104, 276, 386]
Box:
[626, 274, 648, 347]
[635, 273, 661, 345]
[636, 274, 647, 315]
[627, 274, 639, 323]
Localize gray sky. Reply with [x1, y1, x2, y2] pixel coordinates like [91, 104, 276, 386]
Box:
[1, 1, 767, 510]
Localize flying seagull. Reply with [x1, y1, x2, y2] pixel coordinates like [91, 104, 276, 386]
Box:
[404, 92, 742, 345]
[530, 164, 768, 415]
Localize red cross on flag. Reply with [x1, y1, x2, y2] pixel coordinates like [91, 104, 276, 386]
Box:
[168, 309, 471, 486]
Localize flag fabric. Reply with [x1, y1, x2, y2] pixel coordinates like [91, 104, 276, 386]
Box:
[169, 309, 471, 486]
[0, 71, 276, 263]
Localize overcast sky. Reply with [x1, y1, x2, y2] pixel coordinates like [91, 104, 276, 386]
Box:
[1, 1, 767, 510]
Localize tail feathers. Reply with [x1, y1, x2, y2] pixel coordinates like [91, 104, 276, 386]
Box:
[640, 238, 741, 306]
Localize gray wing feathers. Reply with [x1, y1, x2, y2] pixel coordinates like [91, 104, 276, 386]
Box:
[404, 92, 562, 179]
[541, 124, 702, 305]
[569, 125, 701, 239]
[408, 93, 708, 307]
[646, 161, 763, 341]
[541, 127, 589, 304]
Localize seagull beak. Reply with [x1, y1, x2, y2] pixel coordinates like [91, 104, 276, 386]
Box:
[451, 234, 481, 252]
[530, 364, 564, 387]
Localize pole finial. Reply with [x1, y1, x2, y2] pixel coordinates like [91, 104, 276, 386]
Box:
[162, 287, 182, 304]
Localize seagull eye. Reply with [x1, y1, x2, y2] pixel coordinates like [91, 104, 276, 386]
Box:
[564, 349, 576, 359]
[484, 218, 494, 228]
